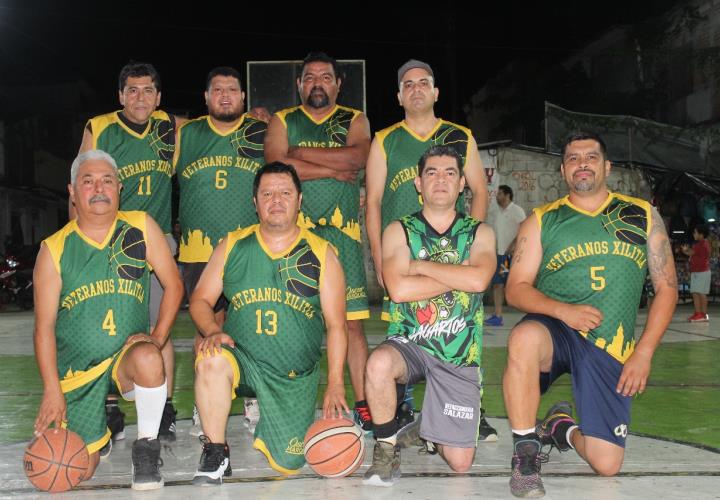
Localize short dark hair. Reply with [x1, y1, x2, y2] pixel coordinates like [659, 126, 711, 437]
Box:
[253, 162, 302, 199]
[694, 225, 709, 238]
[301, 52, 340, 80]
[561, 131, 608, 160]
[417, 145, 463, 175]
[206, 66, 242, 91]
[498, 184, 513, 200]
[118, 62, 161, 92]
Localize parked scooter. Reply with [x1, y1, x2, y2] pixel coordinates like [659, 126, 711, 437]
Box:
[0, 253, 33, 310]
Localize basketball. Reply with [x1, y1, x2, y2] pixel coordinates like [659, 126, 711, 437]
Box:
[304, 417, 365, 478]
[23, 429, 89, 492]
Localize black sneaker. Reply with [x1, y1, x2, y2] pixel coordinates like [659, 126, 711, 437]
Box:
[536, 401, 575, 452]
[105, 402, 125, 441]
[223, 442, 232, 477]
[158, 402, 177, 441]
[362, 441, 401, 487]
[99, 438, 112, 459]
[396, 401, 415, 430]
[193, 436, 229, 486]
[509, 437, 546, 498]
[478, 408, 498, 442]
[353, 402, 373, 433]
[131, 438, 164, 490]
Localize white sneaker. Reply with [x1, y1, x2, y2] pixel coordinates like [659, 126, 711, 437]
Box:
[189, 405, 203, 437]
[243, 399, 260, 429]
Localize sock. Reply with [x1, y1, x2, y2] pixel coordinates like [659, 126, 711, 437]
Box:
[511, 427, 536, 437]
[565, 425, 579, 450]
[354, 399, 367, 408]
[135, 380, 167, 439]
[373, 419, 399, 445]
[105, 397, 118, 407]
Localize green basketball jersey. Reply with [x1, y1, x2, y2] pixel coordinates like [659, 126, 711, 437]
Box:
[376, 119, 472, 231]
[89, 111, 175, 233]
[535, 192, 651, 363]
[387, 212, 484, 366]
[43, 211, 150, 380]
[276, 105, 362, 242]
[175, 114, 266, 263]
[222, 225, 330, 378]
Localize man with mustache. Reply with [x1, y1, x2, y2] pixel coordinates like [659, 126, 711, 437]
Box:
[33, 150, 183, 490]
[175, 66, 268, 436]
[265, 52, 373, 431]
[363, 145, 496, 486]
[77, 62, 184, 444]
[503, 132, 677, 497]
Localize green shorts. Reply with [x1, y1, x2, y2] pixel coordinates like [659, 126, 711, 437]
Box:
[59, 344, 133, 454]
[207, 344, 320, 473]
[312, 225, 369, 320]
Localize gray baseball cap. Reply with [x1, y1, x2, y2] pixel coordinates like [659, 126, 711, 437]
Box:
[397, 59, 434, 86]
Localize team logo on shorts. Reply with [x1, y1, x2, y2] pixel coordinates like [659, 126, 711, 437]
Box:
[108, 223, 147, 280]
[324, 110, 353, 145]
[148, 118, 175, 161]
[285, 437, 305, 455]
[613, 423, 628, 438]
[231, 120, 266, 159]
[278, 243, 320, 298]
[600, 200, 647, 245]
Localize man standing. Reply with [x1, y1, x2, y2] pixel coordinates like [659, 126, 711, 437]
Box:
[264, 52, 372, 429]
[681, 225, 711, 322]
[190, 162, 348, 482]
[503, 132, 677, 497]
[363, 146, 496, 486]
[365, 58, 493, 438]
[485, 185, 526, 327]
[78, 62, 182, 441]
[33, 150, 183, 490]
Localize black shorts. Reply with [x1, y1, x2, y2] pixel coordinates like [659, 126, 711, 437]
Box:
[182, 262, 228, 313]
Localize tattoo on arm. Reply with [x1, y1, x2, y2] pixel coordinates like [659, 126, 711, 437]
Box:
[647, 209, 677, 289]
[513, 236, 527, 265]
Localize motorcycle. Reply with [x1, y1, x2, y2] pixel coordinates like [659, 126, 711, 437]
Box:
[0, 253, 34, 310]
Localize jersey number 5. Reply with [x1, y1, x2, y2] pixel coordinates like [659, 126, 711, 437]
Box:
[590, 266, 606, 291]
[255, 309, 277, 336]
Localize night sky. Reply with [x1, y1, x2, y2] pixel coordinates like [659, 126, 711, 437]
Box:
[0, 1, 679, 130]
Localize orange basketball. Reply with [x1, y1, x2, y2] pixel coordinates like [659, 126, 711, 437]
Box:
[23, 428, 89, 492]
[304, 417, 365, 478]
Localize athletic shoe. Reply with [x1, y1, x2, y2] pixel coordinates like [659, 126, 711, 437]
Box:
[478, 408, 498, 442]
[189, 405, 203, 437]
[396, 401, 415, 430]
[243, 398, 260, 429]
[131, 438, 164, 490]
[396, 415, 423, 448]
[105, 402, 125, 441]
[484, 314, 504, 327]
[688, 312, 702, 321]
[99, 438, 112, 459]
[690, 313, 710, 323]
[537, 401, 575, 452]
[362, 441, 401, 487]
[193, 436, 229, 486]
[353, 402, 373, 433]
[223, 442, 232, 477]
[509, 437, 546, 498]
[158, 401, 177, 441]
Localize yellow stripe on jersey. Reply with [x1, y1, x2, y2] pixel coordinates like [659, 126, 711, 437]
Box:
[60, 356, 114, 393]
[253, 438, 300, 475]
[221, 225, 258, 278]
[206, 114, 247, 137]
[275, 106, 299, 128]
[43, 221, 75, 274]
[375, 121, 405, 160]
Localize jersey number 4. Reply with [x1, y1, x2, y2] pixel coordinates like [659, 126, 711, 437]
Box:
[102, 309, 117, 336]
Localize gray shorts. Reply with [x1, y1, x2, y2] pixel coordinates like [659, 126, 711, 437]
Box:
[149, 234, 178, 326]
[690, 270, 711, 295]
[182, 261, 228, 313]
[384, 335, 481, 448]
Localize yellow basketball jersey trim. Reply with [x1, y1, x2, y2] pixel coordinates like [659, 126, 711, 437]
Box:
[173, 115, 207, 169]
[43, 221, 75, 274]
[221, 225, 258, 278]
[400, 118, 444, 142]
[298, 104, 339, 125]
[194, 348, 242, 399]
[87, 429, 112, 455]
[375, 122, 405, 160]
[60, 356, 114, 393]
[347, 310, 370, 320]
[206, 114, 247, 137]
[274, 106, 298, 128]
[253, 438, 300, 475]
[533, 196, 570, 229]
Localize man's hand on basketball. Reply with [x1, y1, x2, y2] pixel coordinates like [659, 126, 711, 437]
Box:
[616, 348, 652, 397]
[559, 304, 603, 332]
[322, 382, 349, 419]
[34, 389, 66, 437]
[198, 332, 235, 358]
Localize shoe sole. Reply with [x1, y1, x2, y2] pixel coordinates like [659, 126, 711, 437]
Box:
[511, 487, 545, 498]
[132, 479, 164, 491]
[192, 476, 223, 486]
[362, 471, 400, 487]
[113, 430, 126, 441]
[478, 434, 498, 443]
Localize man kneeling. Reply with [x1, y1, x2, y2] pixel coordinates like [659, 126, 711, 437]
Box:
[363, 145, 496, 486]
[189, 162, 348, 483]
